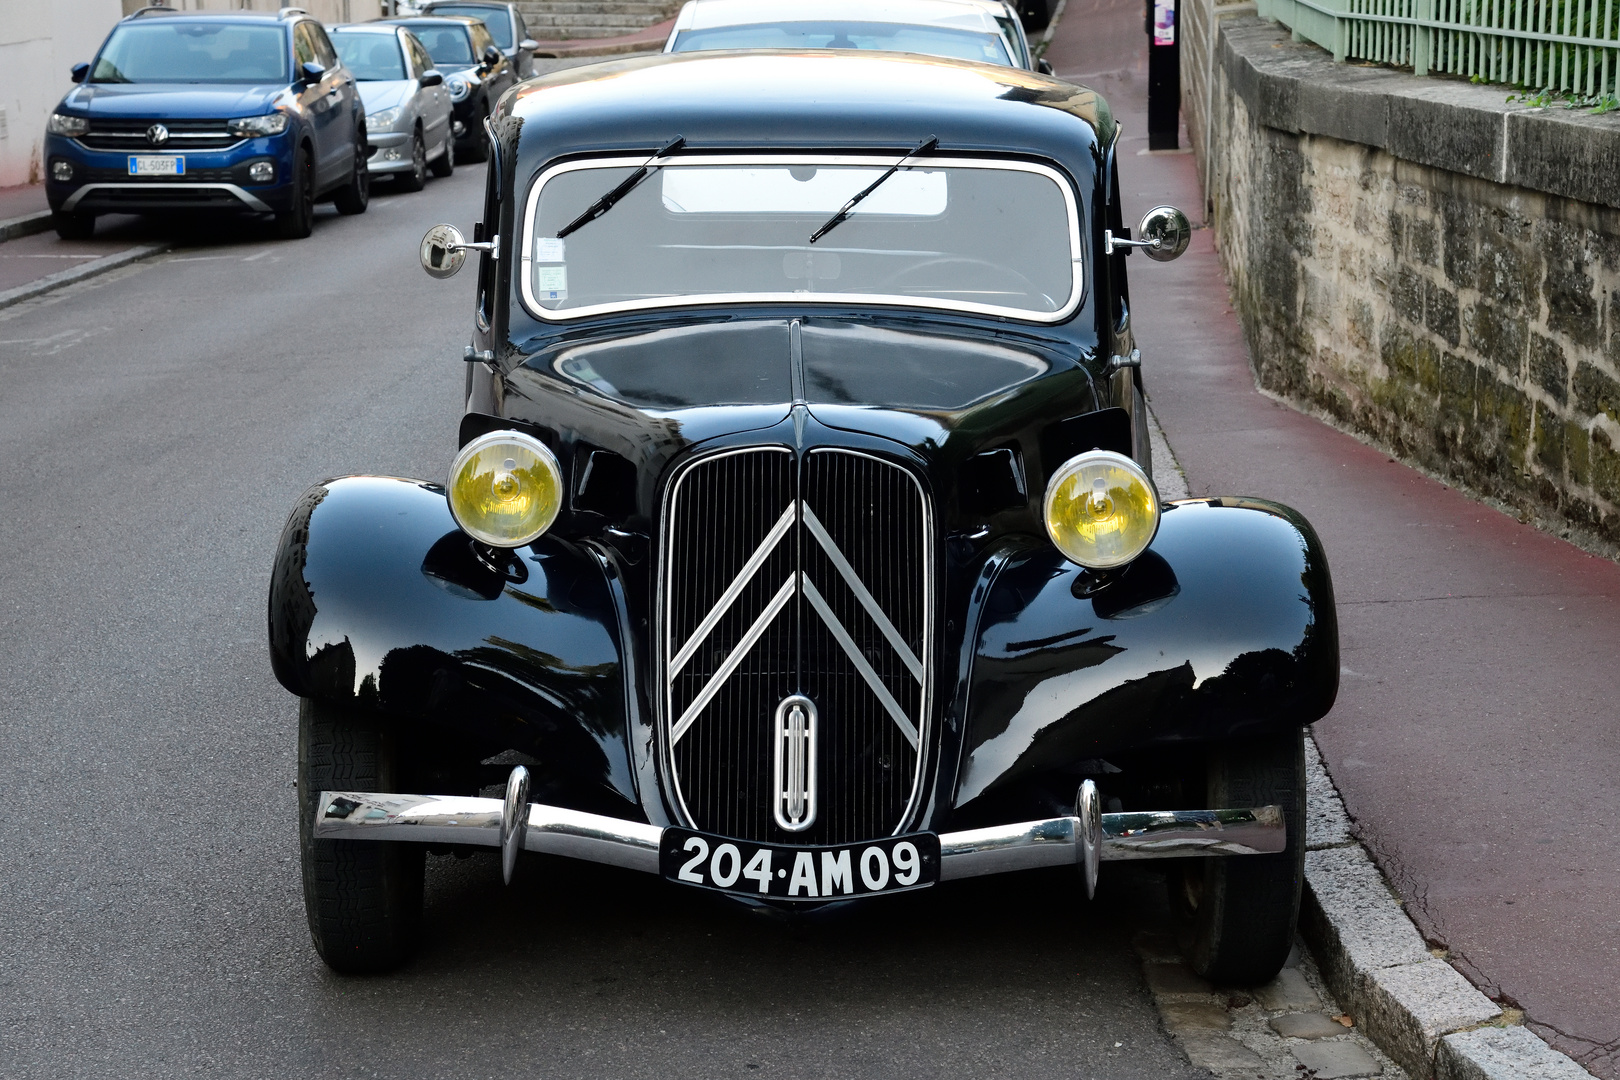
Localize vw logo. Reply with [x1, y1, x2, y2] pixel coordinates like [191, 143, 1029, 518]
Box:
[146, 123, 169, 146]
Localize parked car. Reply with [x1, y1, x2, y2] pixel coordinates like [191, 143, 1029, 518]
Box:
[328, 23, 454, 190]
[379, 15, 513, 162]
[418, 1, 541, 79]
[664, 0, 1045, 71]
[270, 50, 1339, 979]
[43, 7, 368, 240]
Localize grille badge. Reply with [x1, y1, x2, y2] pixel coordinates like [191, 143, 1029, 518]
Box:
[146, 123, 169, 146]
[773, 695, 818, 832]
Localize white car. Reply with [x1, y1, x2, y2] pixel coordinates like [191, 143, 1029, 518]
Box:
[329, 23, 455, 190]
[663, 0, 1048, 72]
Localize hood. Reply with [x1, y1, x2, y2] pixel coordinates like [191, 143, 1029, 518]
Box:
[357, 79, 413, 113]
[543, 319, 1052, 415]
[62, 82, 285, 118]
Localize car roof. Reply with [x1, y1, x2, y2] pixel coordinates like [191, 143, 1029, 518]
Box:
[423, 1, 512, 10]
[329, 23, 406, 34]
[119, 10, 297, 24]
[382, 15, 485, 26]
[505, 51, 1111, 174]
[672, 0, 1010, 33]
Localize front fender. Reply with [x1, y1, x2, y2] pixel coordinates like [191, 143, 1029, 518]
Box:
[267, 475, 638, 817]
[954, 498, 1338, 810]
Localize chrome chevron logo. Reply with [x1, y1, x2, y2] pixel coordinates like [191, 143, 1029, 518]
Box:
[667, 501, 923, 750]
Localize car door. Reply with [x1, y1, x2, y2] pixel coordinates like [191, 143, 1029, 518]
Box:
[308, 22, 358, 184]
[293, 22, 341, 188]
[407, 31, 453, 160]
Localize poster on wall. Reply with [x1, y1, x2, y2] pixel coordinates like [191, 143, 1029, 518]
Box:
[1153, 0, 1176, 45]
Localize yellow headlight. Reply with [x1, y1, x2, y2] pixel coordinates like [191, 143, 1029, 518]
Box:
[447, 431, 563, 549]
[1043, 450, 1160, 569]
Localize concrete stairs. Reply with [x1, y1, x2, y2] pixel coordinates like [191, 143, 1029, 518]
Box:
[516, 1, 684, 40]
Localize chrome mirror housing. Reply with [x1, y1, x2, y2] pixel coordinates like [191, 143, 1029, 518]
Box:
[420, 223, 468, 279]
[1137, 205, 1191, 262]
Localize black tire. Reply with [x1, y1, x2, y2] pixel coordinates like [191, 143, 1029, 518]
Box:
[332, 132, 370, 215]
[397, 128, 427, 192]
[1018, 0, 1053, 32]
[298, 697, 424, 974]
[429, 136, 454, 178]
[53, 211, 97, 240]
[274, 145, 315, 240]
[1172, 728, 1306, 986]
[460, 102, 488, 163]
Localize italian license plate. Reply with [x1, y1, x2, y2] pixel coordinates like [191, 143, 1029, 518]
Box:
[660, 828, 940, 900]
[128, 156, 184, 176]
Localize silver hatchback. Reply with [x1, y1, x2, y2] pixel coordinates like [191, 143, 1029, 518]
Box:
[329, 23, 455, 191]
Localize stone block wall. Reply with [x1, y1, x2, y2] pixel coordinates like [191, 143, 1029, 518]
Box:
[1183, 15, 1620, 546]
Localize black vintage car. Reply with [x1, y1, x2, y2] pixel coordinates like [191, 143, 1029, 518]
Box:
[269, 50, 1338, 979]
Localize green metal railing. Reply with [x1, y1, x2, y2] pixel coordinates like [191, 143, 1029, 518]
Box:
[1256, 0, 1620, 96]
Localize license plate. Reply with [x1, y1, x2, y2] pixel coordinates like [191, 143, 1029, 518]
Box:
[660, 828, 939, 900]
[128, 156, 184, 176]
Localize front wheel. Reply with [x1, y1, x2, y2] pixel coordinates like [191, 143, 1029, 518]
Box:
[298, 697, 423, 974]
[1171, 727, 1306, 985]
[396, 128, 427, 192]
[332, 133, 370, 215]
[274, 146, 314, 240]
[53, 210, 96, 240]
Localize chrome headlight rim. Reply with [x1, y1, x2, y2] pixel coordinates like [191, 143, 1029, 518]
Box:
[446, 76, 471, 102]
[447, 429, 563, 549]
[1042, 448, 1161, 570]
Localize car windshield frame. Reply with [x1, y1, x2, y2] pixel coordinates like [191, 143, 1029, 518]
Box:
[329, 29, 408, 81]
[669, 21, 1013, 66]
[517, 152, 1085, 325]
[88, 20, 290, 84]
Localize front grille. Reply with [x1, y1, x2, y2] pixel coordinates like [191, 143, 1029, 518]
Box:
[663, 446, 931, 845]
[79, 119, 240, 151]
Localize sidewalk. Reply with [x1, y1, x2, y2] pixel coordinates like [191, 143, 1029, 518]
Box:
[1046, 4, 1619, 1078]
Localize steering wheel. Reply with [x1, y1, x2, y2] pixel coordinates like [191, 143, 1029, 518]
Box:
[877, 256, 1041, 298]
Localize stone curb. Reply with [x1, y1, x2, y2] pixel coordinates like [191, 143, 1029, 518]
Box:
[0, 242, 171, 312]
[1299, 738, 1593, 1079]
[0, 210, 52, 243]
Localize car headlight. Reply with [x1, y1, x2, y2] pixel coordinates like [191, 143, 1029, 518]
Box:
[1043, 450, 1160, 569]
[47, 113, 90, 136]
[227, 113, 289, 137]
[364, 106, 401, 132]
[446, 76, 470, 102]
[447, 431, 563, 549]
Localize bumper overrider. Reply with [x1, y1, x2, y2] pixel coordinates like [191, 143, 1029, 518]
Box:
[314, 767, 1286, 900]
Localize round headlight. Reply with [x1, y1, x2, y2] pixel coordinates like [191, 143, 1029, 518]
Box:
[1043, 450, 1160, 569]
[447, 431, 563, 549]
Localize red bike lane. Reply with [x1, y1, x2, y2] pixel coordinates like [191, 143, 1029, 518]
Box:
[1046, 3, 1620, 1074]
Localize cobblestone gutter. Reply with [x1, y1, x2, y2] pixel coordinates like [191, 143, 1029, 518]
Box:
[1183, 11, 1620, 555]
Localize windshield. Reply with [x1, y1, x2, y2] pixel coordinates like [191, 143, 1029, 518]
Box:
[431, 5, 513, 49]
[403, 23, 474, 65]
[89, 22, 289, 84]
[331, 32, 406, 80]
[670, 22, 1012, 66]
[521, 155, 1080, 322]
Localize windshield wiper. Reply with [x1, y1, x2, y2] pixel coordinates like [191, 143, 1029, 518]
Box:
[808, 135, 938, 244]
[556, 135, 685, 239]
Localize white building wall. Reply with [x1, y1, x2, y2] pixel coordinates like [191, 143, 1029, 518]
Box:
[0, 0, 376, 190]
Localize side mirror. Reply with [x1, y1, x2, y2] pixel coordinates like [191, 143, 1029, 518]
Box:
[1137, 205, 1191, 262]
[482, 44, 502, 67]
[421, 223, 468, 278]
[70, 62, 90, 83]
[1037, 58, 1054, 75]
[301, 61, 326, 83]
[419, 69, 443, 87]
[519, 38, 540, 51]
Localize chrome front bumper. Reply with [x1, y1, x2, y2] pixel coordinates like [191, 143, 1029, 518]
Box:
[314, 771, 1284, 895]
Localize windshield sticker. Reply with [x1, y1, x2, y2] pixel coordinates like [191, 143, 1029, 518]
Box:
[534, 264, 568, 301]
[534, 237, 566, 262]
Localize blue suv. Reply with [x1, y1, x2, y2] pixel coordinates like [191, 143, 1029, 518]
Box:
[44, 7, 369, 240]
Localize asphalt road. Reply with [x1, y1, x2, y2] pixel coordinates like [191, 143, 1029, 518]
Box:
[0, 169, 1209, 1078]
